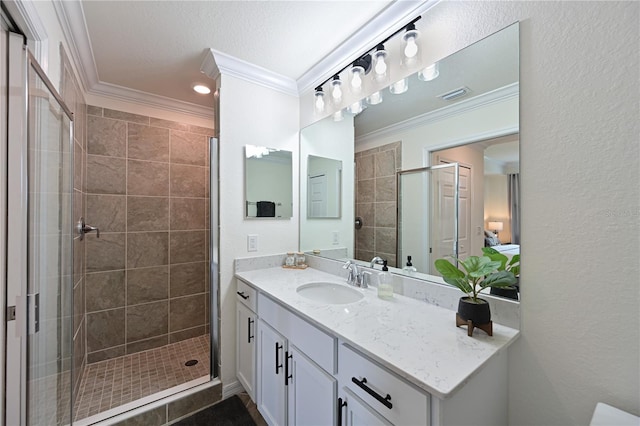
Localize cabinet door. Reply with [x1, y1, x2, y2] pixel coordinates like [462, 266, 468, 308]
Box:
[340, 388, 392, 426]
[236, 303, 256, 400]
[287, 345, 336, 426]
[257, 320, 287, 426]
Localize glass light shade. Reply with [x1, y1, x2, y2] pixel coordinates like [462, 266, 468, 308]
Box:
[193, 84, 211, 94]
[418, 63, 440, 81]
[331, 78, 343, 103]
[314, 90, 325, 113]
[403, 29, 419, 59]
[366, 91, 383, 105]
[373, 49, 388, 77]
[389, 78, 408, 95]
[350, 65, 365, 91]
[347, 100, 364, 115]
[333, 110, 344, 122]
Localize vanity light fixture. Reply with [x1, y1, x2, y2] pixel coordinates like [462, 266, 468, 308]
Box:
[314, 87, 326, 113]
[402, 23, 420, 59]
[311, 16, 421, 113]
[389, 78, 408, 95]
[193, 84, 211, 94]
[418, 62, 439, 81]
[332, 110, 344, 122]
[331, 76, 343, 103]
[347, 100, 364, 115]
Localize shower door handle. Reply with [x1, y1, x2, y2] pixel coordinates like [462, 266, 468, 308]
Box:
[77, 217, 100, 240]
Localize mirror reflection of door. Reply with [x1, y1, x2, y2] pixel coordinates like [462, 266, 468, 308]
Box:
[309, 173, 328, 217]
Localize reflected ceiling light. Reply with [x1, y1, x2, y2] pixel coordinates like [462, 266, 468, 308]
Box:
[402, 23, 420, 59]
[333, 110, 344, 122]
[347, 100, 364, 115]
[331, 76, 343, 103]
[418, 63, 439, 81]
[372, 44, 388, 78]
[193, 84, 211, 94]
[314, 87, 325, 113]
[389, 78, 408, 95]
[439, 86, 470, 101]
[366, 91, 383, 105]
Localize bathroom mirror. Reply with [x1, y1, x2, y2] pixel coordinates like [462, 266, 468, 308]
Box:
[245, 144, 293, 219]
[307, 155, 342, 218]
[300, 23, 519, 295]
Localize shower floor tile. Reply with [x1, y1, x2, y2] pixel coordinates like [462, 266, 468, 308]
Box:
[74, 334, 210, 422]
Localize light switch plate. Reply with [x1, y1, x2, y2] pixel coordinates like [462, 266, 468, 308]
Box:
[248, 234, 258, 252]
[332, 231, 339, 245]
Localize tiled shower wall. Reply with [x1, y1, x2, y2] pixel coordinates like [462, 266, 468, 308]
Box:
[354, 141, 401, 267]
[84, 107, 213, 363]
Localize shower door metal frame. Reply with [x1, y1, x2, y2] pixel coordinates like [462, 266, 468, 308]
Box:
[209, 136, 220, 379]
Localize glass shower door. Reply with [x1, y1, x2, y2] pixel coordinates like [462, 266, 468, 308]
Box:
[5, 34, 74, 424]
[25, 52, 74, 426]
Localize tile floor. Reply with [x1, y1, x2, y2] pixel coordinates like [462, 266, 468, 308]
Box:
[74, 334, 210, 421]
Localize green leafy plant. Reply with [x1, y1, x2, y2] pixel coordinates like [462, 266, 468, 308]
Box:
[434, 255, 517, 303]
[481, 247, 520, 276]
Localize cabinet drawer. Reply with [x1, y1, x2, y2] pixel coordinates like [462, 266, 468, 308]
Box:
[236, 279, 257, 311]
[259, 293, 336, 374]
[339, 344, 429, 425]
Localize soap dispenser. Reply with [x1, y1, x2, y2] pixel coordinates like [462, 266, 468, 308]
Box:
[403, 255, 417, 274]
[377, 260, 393, 299]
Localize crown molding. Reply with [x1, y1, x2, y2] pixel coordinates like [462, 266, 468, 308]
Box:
[201, 49, 298, 97]
[296, 0, 441, 95]
[55, 0, 213, 118]
[356, 82, 519, 145]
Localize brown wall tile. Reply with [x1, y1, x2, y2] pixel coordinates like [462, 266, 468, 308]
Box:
[126, 335, 168, 354]
[170, 131, 207, 166]
[103, 108, 150, 125]
[169, 295, 205, 332]
[356, 180, 375, 203]
[170, 231, 206, 264]
[87, 105, 103, 116]
[170, 262, 206, 297]
[128, 160, 169, 196]
[127, 301, 168, 342]
[86, 270, 126, 312]
[149, 117, 190, 131]
[127, 266, 169, 305]
[170, 164, 205, 197]
[169, 325, 206, 344]
[86, 155, 126, 195]
[187, 125, 215, 136]
[87, 345, 126, 364]
[128, 197, 169, 231]
[128, 124, 170, 162]
[375, 176, 397, 202]
[87, 194, 126, 232]
[87, 116, 126, 157]
[375, 149, 396, 177]
[375, 202, 396, 228]
[170, 198, 205, 230]
[86, 233, 126, 273]
[86, 308, 125, 352]
[127, 232, 169, 268]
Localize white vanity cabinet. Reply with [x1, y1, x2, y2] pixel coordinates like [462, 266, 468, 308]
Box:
[338, 343, 429, 426]
[236, 279, 257, 400]
[256, 293, 337, 426]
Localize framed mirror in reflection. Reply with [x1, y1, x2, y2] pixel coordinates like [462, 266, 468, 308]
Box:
[299, 23, 520, 300]
[244, 145, 293, 219]
[307, 155, 342, 219]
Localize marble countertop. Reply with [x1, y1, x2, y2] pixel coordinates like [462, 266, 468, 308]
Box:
[235, 266, 519, 399]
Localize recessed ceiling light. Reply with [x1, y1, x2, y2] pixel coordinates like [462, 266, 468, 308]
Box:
[193, 84, 211, 95]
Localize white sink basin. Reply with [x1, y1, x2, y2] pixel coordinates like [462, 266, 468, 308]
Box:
[296, 282, 364, 304]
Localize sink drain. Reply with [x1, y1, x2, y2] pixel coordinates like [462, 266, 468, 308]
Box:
[185, 359, 198, 367]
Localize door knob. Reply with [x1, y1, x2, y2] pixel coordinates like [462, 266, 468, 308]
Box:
[76, 217, 100, 240]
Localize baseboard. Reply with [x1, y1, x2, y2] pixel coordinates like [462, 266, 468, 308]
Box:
[222, 380, 246, 399]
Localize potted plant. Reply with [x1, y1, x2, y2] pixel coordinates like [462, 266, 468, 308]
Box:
[481, 247, 520, 300]
[434, 254, 517, 336]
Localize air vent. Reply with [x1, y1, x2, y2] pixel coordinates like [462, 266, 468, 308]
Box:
[438, 87, 470, 101]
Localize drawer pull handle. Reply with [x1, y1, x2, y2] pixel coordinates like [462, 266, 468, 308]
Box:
[247, 318, 254, 343]
[237, 291, 249, 300]
[275, 343, 283, 374]
[337, 397, 347, 425]
[285, 351, 293, 386]
[352, 377, 393, 409]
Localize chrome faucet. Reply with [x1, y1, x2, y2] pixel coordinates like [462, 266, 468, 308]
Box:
[343, 260, 369, 288]
[370, 256, 385, 268]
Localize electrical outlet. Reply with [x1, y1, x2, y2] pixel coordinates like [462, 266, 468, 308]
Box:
[332, 231, 339, 245]
[247, 234, 258, 252]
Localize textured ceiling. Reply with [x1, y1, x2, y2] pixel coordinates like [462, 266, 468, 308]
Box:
[81, 1, 393, 107]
